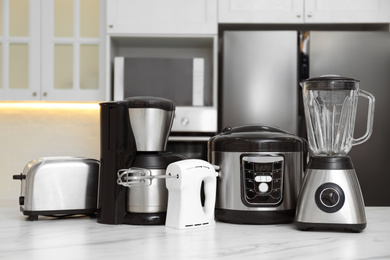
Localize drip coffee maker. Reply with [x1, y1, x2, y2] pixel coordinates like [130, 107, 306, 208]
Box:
[295, 75, 375, 232]
[97, 96, 183, 225]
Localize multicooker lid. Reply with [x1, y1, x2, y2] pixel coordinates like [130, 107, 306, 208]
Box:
[209, 125, 306, 153]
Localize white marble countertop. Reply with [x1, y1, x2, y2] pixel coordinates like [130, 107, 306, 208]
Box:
[0, 203, 389, 260]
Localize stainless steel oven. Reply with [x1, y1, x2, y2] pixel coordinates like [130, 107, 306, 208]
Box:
[167, 135, 210, 160]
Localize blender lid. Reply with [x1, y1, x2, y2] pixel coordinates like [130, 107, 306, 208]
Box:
[126, 96, 176, 111]
[301, 75, 359, 90]
[209, 125, 306, 152]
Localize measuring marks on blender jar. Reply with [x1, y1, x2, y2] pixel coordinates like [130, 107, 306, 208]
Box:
[242, 156, 284, 206]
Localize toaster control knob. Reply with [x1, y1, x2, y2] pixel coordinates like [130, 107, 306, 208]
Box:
[13, 173, 26, 180]
[181, 117, 190, 126]
[259, 183, 269, 193]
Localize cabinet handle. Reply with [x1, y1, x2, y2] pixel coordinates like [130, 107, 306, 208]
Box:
[307, 12, 313, 18]
[43, 92, 47, 97]
[297, 13, 302, 18]
[109, 24, 113, 28]
[32, 92, 37, 97]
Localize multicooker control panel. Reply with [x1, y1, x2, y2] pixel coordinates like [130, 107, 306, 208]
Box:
[241, 155, 284, 206]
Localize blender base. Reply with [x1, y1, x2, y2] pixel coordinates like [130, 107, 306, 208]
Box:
[295, 157, 367, 232]
[295, 221, 366, 232]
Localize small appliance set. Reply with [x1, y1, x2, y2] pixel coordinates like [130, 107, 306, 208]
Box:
[13, 75, 375, 232]
[295, 75, 375, 232]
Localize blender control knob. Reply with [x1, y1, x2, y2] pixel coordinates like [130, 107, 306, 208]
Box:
[320, 188, 340, 207]
[315, 183, 345, 213]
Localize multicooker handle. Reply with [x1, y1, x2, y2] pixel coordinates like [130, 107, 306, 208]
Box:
[352, 89, 375, 146]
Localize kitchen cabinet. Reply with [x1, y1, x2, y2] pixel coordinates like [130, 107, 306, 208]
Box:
[305, 0, 390, 24]
[218, 0, 304, 24]
[218, 0, 390, 24]
[0, 0, 40, 101]
[106, 0, 218, 35]
[0, 0, 106, 101]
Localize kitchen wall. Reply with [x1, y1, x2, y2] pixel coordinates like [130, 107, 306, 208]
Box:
[0, 103, 100, 204]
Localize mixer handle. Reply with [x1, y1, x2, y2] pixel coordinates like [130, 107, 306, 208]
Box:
[352, 89, 375, 146]
[117, 167, 177, 188]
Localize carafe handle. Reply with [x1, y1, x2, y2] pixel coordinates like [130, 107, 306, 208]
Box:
[352, 89, 375, 146]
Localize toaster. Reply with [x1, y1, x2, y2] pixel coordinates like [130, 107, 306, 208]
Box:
[13, 157, 99, 220]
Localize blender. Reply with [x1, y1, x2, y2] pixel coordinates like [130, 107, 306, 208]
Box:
[295, 75, 375, 232]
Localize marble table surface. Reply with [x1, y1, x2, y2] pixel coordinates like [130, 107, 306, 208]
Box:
[0, 203, 389, 260]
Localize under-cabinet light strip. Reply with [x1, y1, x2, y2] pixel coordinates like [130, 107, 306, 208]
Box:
[0, 102, 100, 110]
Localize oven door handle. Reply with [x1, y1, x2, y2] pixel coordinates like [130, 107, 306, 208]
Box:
[168, 136, 211, 142]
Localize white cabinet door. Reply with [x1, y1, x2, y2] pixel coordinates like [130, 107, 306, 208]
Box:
[218, 0, 304, 24]
[41, 0, 105, 102]
[218, 0, 390, 24]
[0, 0, 41, 101]
[1, 0, 106, 102]
[304, 0, 390, 23]
[106, 0, 218, 35]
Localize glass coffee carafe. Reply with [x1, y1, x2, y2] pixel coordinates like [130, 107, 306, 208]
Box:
[301, 75, 375, 156]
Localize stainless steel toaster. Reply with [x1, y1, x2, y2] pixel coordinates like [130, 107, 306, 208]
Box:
[13, 157, 99, 220]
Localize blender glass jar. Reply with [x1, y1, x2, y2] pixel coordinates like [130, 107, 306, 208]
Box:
[301, 75, 375, 156]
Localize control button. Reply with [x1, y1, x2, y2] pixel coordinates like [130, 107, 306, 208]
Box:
[246, 189, 257, 200]
[258, 183, 269, 193]
[245, 170, 254, 179]
[255, 176, 272, 182]
[245, 179, 255, 189]
[272, 171, 282, 179]
[244, 161, 253, 169]
[181, 117, 190, 126]
[320, 188, 340, 207]
[274, 162, 282, 170]
[271, 189, 281, 199]
[272, 179, 281, 189]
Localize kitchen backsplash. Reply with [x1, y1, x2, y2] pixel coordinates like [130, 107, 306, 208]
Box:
[0, 103, 100, 202]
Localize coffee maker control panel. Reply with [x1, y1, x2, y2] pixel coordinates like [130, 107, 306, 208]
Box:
[241, 155, 284, 206]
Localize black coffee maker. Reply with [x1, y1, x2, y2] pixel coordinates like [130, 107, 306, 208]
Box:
[97, 96, 183, 225]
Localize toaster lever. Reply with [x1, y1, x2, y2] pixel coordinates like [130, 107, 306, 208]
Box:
[13, 173, 26, 180]
[19, 196, 24, 206]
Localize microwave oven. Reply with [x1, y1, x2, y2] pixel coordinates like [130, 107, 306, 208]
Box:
[114, 57, 217, 134]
